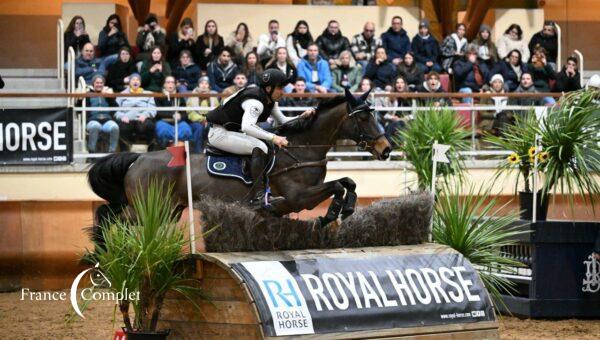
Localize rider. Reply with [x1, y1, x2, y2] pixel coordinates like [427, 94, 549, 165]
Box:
[206, 69, 315, 207]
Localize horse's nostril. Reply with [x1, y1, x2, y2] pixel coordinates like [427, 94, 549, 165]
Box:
[382, 148, 391, 159]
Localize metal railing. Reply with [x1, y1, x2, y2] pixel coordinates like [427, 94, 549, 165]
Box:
[57, 19, 65, 90]
[574, 49, 585, 87]
[66, 47, 76, 106]
[555, 22, 562, 73]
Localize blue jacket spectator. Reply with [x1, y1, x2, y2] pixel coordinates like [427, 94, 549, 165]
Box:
[411, 19, 441, 73]
[172, 50, 201, 92]
[206, 47, 239, 92]
[73, 43, 104, 85]
[115, 73, 157, 149]
[364, 47, 397, 90]
[296, 43, 332, 93]
[500, 49, 529, 92]
[381, 16, 411, 65]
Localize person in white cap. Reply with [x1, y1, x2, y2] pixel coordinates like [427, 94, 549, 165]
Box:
[480, 74, 509, 136]
[586, 74, 600, 91]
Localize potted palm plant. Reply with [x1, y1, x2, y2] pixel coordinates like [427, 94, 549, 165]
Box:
[395, 107, 470, 190]
[86, 180, 202, 339]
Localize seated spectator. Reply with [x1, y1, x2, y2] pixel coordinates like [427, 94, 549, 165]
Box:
[265, 47, 297, 91]
[172, 49, 201, 93]
[331, 51, 361, 92]
[381, 16, 411, 66]
[411, 19, 441, 73]
[528, 47, 556, 93]
[186, 76, 219, 152]
[529, 21, 558, 69]
[381, 76, 411, 146]
[222, 72, 248, 97]
[195, 20, 224, 71]
[316, 20, 351, 67]
[480, 74, 509, 135]
[64, 16, 91, 59]
[98, 14, 130, 60]
[440, 23, 468, 72]
[358, 77, 373, 93]
[473, 25, 499, 79]
[154, 76, 193, 148]
[141, 46, 172, 92]
[417, 72, 447, 106]
[71, 43, 103, 85]
[365, 47, 397, 90]
[257, 19, 286, 66]
[497, 24, 529, 63]
[510, 72, 543, 107]
[397, 51, 424, 90]
[115, 73, 157, 149]
[554, 56, 582, 92]
[287, 20, 314, 65]
[297, 43, 332, 93]
[500, 49, 528, 92]
[453, 44, 489, 103]
[242, 51, 263, 86]
[207, 47, 239, 92]
[84, 74, 118, 153]
[136, 13, 166, 62]
[350, 23, 380, 73]
[280, 77, 318, 110]
[106, 47, 137, 92]
[166, 17, 195, 65]
[225, 22, 254, 65]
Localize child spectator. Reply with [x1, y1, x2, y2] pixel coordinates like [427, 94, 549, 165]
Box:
[154, 76, 192, 148]
[381, 16, 411, 66]
[453, 44, 489, 103]
[297, 43, 332, 93]
[194, 20, 224, 71]
[555, 57, 582, 92]
[186, 76, 219, 152]
[397, 51, 424, 90]
[225, 22, 254, 65]
[98, 14, 130, 59]
[136, 13, 166, 62]
[64, 16, 91, 59]
[84, 74, 119, 153]
[287, 20, 314, 66]
[166, 17, 195, 65]
[316, 20, 351, 67]
[242, 51, 263, 86]
[140, 46, 172, 92]
[106, 47, 137, 92]
[115, 73, 157, 150]
[172, 49, 201, 93]
[207, 47, 239, 92]
[350, 22, 381, 70]
[497, 24, 529, 63]
[365, 47, 396, 90]
[265, 47, 297, 91]
[331, 51, 361, 92]
[440, 23, 468, 72]
[411, 19, 441, 73]
[257, 19, 286, 66]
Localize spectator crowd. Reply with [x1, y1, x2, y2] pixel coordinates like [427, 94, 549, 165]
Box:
[64, 14, 583, 154]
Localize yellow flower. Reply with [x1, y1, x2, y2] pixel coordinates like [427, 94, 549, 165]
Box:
[528, 146, 537, 157]
[538, 151, 550, 163]
[529, 156, 535, 164]
[508, 153, 520, 164]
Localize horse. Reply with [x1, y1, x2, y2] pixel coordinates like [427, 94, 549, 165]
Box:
[88, 89, 391, 244]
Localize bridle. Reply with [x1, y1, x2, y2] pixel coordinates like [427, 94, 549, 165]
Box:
[347, 102, 385, 152]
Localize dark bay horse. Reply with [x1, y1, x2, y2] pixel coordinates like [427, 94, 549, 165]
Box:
[88, 90, 391, 238]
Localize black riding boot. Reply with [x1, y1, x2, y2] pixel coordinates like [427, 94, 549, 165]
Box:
[250, 147, 283, 208]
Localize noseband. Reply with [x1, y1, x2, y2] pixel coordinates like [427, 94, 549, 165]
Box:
[348, 103, 385, 151]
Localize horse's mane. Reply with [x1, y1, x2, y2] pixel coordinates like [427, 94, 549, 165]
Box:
[316, 95, 347, 112]
[274, 95, 347, 135]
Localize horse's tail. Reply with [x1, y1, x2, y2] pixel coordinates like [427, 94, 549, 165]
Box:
[87, 152, 141, 249]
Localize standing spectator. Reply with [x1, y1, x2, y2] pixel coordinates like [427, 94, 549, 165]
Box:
[381, 76, 411, 146]
[316, 20, 351, 67]
[453, 44, 489, 103]
[497, 24, 529, 63]
[166, 17, 195, 65]
[72, 42, 103, 85]
[266, 47, 297, 91]
[473, 24, 499, 79]
[554, 56, 582, 92]
[296, 43, 332, 93]
[225, 22, 254, 65]
[140, 46, 172, 92]
[381, 16, 411, 66]
[287, 20, 314, 66]
[397, 51, 424, 90]
[84, 75, 118, 153]
[417, 72, 447, 106]
[280, 77, 317, 109]
[115, 73, 157, 149]
[500, 49, 528, 92]
[331, 51, 361, 92]
[365, 47, 396, 90]
[350, 22, 381, 70]
[440, 23, 468, 72]
[510, 72, 542, 107]
[257, 20, 286, 66]
[194, 20, 224, 71]
[411, 19, 441, 73]
[154, 76, 192, 148]
[64, 16, 91, 59]
[136, 13, 166, 62]
[172, 50, 200, 93]
[480, 74, 509, 135]
[222, 72, 248, 97]
[207, 47, 239, 92]
[106, 47, 137, 93]
[529, 21, 558, 69]
[242, 51, 263, 86]
[186, 76, 219, 152]
[528, 47, 556, 104]
[98, 14, 130, 58]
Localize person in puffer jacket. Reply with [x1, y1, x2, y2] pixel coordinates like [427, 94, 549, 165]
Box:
[315, 20, 350, 67]
[364, 47, 397, 90]
[296, 43, 333, 93]
[381, 16, 411, 66]
[410, 19, 441, 73]
[207, 47, 239, 92]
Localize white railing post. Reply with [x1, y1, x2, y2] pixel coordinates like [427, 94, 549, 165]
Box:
[574, 49, 584, 88]
[78, 76, 87, 148]
[554, 23, 562, 72]
[67, 47, 76, 106]
[57, 19, 65, 90]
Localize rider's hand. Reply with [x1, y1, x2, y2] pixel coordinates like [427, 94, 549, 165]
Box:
[299, 108, 316, 119]
[272, 135, 289, 148]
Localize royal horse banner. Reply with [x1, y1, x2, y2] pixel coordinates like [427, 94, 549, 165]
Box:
[232, 253, 495, 336]
[0, 108, 73, 165]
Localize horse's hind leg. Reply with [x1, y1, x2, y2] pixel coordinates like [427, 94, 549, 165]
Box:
[337, 177, 357, 219]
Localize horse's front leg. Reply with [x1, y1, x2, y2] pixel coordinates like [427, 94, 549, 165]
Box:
[337, 177, 357, 219]
[275, 180, 346, 225]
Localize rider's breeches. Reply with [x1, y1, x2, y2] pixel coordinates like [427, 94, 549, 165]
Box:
[207, 124, 268, 155]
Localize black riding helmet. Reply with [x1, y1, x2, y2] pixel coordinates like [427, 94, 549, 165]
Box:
[259, 69, 288, 99]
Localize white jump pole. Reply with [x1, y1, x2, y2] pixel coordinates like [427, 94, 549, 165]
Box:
[185, 141, 196, 253]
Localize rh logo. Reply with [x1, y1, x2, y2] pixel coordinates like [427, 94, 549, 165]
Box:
[582, 254, 600, 293]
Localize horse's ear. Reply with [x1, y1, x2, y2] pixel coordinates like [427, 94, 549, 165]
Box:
[359, 88, 372, 103]
[344, 87, 359, 107]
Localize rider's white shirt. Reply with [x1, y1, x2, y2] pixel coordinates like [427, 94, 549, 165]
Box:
[240, 99, 297, 140]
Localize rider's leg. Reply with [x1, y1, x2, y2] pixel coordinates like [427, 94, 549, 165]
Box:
[207, 125, 267, 155]
[249, 147, 284, 208]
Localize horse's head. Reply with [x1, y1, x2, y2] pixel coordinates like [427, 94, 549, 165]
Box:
[339, 88, 391, 160]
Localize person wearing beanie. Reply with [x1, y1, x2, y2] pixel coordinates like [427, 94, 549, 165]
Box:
[411, 19, 441, 73]
[115, 73, 157, 150]
[136, 13, 167, 62]
[82, 74, 119, 153]
[473, 24, 499, 80]
[105, 46, 137, 92]
[481, 74, 509, 136]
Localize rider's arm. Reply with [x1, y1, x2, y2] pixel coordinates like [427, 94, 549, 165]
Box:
[270, 102, 300, 125]
[240, 99, 276, 141]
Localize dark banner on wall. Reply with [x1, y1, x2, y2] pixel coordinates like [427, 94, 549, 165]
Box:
[232, 253, 495, 337]
[0, 108, 73, 165]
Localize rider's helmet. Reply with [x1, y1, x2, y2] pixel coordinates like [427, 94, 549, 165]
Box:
[259, 69, 288, 89]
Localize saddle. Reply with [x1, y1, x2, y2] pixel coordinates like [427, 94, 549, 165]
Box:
[205, 144, 276, 185]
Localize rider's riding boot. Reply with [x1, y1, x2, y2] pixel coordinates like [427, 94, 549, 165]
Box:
[250, 147, 284, 208]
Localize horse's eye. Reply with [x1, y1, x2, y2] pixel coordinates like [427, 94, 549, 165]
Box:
[358, 111, 370, 120]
